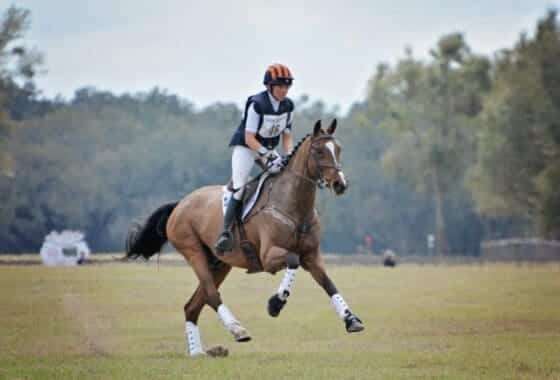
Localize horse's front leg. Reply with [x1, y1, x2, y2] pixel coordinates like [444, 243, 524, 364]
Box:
[262, 247, 299, 317]
[268, 251, 299, 317]
[302, 251, 364, 333]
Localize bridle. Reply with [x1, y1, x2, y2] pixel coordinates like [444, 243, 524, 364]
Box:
[232, 134, 343, 193]
[309, 135, 342, 171]
[286, 134, 343, 188]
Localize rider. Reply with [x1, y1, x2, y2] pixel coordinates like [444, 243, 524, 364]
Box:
[215, 63, 295, 254]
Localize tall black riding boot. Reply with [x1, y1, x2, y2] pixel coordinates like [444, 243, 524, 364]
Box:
[215, 197, 242, 255]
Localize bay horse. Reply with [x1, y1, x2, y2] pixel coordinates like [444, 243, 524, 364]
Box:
[125, 119, 364, 356]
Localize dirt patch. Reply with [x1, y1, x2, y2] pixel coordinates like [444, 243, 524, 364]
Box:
[0, 260, 42, 266]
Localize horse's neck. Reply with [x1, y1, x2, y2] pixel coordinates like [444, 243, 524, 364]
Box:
[269, 139, 316, 222]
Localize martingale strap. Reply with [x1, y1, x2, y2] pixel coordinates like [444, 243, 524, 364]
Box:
[237, 222, 263, 274]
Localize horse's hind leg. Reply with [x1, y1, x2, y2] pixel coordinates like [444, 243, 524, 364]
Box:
[188, 252, 251, 344]
[184, 260, 231, 356]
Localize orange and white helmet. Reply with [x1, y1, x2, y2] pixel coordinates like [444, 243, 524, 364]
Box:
[263, 64, 294, 86]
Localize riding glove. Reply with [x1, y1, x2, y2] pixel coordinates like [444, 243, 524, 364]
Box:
[267, 155, 284, 173]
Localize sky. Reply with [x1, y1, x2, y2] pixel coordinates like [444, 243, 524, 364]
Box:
[10, 0, 558, 114]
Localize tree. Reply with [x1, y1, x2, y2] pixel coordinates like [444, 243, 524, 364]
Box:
[0, 5, 44, 177]
[470, 10, 560, 239]
[367, 38, 490, 255]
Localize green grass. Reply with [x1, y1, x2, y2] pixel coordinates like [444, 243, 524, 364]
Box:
[1, 262, 559, 379]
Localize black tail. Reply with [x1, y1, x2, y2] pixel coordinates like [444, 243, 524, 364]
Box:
[125, 201, 179, 260]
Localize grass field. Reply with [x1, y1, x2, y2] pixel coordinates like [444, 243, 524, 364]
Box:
[1, 261, 559, 379]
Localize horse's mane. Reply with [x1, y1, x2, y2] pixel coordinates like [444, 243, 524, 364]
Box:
[281, 133, 311, 172]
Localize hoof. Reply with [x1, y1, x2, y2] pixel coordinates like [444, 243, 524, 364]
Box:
[206, 345, 229, 358]
[345, 314, 365, 333]
[230, 322, 251, 342]
[236, 334, 252, 343]
[267, 294, 287, 317]
[189, 350, 206, 358]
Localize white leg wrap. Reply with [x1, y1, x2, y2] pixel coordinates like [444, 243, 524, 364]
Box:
[185, 321, 205, 356]
[277, 268, 297, 301]
[217, 304, 238, 329]
[331, 293, 350, 320]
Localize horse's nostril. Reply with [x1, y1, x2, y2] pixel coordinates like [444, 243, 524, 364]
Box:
[333, 181, 346, 194]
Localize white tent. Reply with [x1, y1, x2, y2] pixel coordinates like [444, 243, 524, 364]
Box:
[39, 230, 91, 266]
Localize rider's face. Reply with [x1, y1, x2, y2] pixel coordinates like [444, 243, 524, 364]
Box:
[270, 85, 290, 101]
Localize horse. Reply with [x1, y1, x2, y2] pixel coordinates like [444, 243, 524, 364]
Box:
[125, 119, 364, 357]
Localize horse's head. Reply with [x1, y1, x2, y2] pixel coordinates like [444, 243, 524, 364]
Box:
[307, 119, 348, 195]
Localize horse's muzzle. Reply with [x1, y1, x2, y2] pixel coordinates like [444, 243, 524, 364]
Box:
[333, 180, 347, 195]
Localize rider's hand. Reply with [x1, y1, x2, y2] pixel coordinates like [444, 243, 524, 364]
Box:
[261, 149, 280, 163]
[267, 155, 284, 173]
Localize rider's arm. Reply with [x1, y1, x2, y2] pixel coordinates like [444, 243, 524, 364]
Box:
[281, 111, 294, 154]
[282, 130, 293, 155]
[245, 131, 264, 153]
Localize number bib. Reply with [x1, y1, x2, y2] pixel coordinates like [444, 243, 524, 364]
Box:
[258, 113, 289, 138]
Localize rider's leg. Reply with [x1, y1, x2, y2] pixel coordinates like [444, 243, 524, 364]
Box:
[215, 146, 256, 253]
[231, 146, 257, 200]
[215, 196, 241, 254]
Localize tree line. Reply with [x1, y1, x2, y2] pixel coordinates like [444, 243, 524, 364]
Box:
[1, 6, 559, 254]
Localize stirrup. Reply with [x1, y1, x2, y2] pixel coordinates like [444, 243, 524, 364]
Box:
[215, 230, 234, 255]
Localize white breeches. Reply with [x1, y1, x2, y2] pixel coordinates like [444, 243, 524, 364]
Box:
[231, 146, 257, 200]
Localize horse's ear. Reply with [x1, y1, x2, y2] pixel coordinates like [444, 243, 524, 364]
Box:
[327, 119, 337, 135]
[313, 120, 322, 136]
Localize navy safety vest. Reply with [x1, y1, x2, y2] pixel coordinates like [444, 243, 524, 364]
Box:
[229, 91, 294, 150]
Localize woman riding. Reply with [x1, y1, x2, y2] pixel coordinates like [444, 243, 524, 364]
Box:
[215, 63, 295, 254]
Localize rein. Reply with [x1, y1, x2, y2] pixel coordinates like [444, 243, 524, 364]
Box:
[242, 133, 342, 254]
[229, 167, 268, 193]
[231, 134, 340, 194]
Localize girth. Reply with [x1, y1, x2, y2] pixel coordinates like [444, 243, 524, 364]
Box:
[236, 221, 263, 274]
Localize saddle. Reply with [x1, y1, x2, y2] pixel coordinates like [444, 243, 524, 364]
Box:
[223, 171, 272, 274]
[226, 177, 261, 216]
